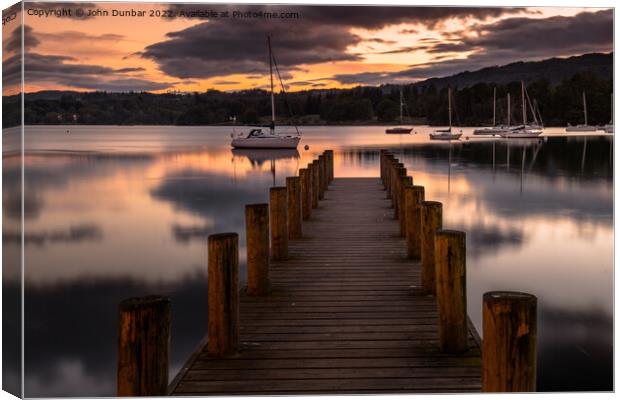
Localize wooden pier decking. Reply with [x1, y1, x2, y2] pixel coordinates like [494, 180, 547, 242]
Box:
[169, 177, 482, 395]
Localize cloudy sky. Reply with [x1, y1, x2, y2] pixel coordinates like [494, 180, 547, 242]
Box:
[1, 3, 613, 94]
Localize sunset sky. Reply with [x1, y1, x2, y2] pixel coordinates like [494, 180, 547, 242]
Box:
[2, 3, 614, 95]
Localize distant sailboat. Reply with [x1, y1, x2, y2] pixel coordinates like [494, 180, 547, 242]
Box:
[566, 92, 597, 132]
[386, 87, 413, 134]
[231, 36, 301, 149]
[601, 93, 613, 133]
[500, 81, 543, 138]
[473, 87, 506, 135]
[430, 87, 462, 141]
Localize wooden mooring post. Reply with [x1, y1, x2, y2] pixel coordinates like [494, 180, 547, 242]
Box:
[483, 291, 538, 392]
[286, 176, 302, 239]
[311, 161, 320, 207]
[405, 185, 425, 259]
[385, 155, 396, 198]
[207, 233, 239, 356]
[435, 230, 468, 353]
[420, 201, 442, 294]
[393, 163, 404, 212]
[245, 204, 270, 296]
[399, 175, 412, 236]
[318, 155, 326, 199]
[325, 150, 334, 182]
[392, 164, 405, 215]
[269, 187, 288, 260]
[117, 295, 170, 396]
[299, 168, 312, 220]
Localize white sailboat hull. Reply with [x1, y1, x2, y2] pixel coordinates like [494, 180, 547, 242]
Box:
[500, 126, 543, 138]
[231, 136, 300, 149]
[429, 129, 462, 140]
[566, 125, 597, 132]
[473, 126, 507, 135]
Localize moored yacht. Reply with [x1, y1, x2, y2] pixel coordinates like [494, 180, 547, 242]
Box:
[473, 87, 506, 135]
[231, 36, 301, 149]
[386, 87, 413, 134]
[566, 92, 597, 132]
[500, 81, 542, 139]
[430, 87, 462, 141]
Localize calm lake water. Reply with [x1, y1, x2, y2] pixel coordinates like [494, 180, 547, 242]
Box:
[2, 125, 613, 396]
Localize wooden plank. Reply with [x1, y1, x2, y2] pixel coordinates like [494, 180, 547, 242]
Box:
[170, 178, 482, 395]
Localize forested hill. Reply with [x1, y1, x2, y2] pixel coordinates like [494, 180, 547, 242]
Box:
[2, 52, 613, 128]
[410, 52, 612, 91]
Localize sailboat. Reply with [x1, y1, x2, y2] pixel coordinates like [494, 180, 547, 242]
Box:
[473, 87, 506, 135]
[500, 81, 543, 138]
[430, 87, 462, 140]
[566, 92, 597, 132]
[231, 36, 301, 149]
[386, 87, 413, 134]
[600, 93, 613, 133]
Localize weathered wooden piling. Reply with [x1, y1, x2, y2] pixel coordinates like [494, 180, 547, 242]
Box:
[299, 168, 312, 220]
[269, 187, 288, 260]
[311, 161, 319, 208]
[207, 233, 239, 356]
[392, 162, 404, 209]
[385, 155, 395, 196]
[399, 175, 412, 236]
[434, 230, 468, 353]
[286, 176, 302, 239]
[393, 165, 406, 218]
[325, 150, 334, 182]
[117, 295, 170, 396]
[245, 204, 270, 296]
[405, 185, 425, 259]
[420, 201, 443, 294]
[483, 291, 538, 392]
[318, 155, 326, 198]
[380, 150, 386, 185]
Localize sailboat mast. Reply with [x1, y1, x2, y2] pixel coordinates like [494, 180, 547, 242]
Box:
[399, 87, 403, 124]
[493, 87, 496, 126]
[521, 81, 526, 125]
[583, 91, 588, 126]
[268, 35, 275, 129]
[448, 87, 452, 129]
[507, 93, 511, 126]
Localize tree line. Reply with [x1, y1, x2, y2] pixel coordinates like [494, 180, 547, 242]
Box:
[3, 71, 612, 128]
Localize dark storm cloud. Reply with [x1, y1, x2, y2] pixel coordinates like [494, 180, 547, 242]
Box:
[143, 5, 526, 80]
[141, 19, 363, 79]
[114, 67, 146, 73]
[471, 9, 612, 55]
[213, 80, 240, 85]
[298, 6, 527, 29]
[3, 52, 176, 91]
[3, 25, 40, 53]
[332, 10, 613, 84]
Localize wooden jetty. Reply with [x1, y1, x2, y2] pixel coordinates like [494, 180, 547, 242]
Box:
[117, 150, 537, 396]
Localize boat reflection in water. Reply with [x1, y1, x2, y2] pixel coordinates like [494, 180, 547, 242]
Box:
[232, 148, 300, 185]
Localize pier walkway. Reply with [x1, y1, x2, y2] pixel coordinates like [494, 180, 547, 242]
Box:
[169, 177, 482, 395]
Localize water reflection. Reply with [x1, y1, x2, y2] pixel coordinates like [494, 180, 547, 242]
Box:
[231, 148, 300, 186]
[11, 126, 612, 395]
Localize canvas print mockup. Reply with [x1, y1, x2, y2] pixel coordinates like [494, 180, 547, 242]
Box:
[1, 1, 614, 397]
